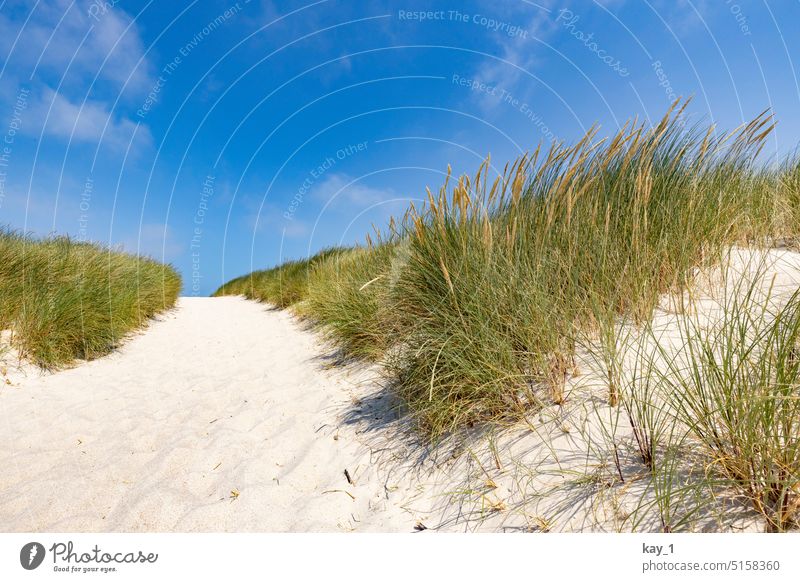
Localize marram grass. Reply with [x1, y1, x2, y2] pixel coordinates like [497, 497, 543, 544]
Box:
[619, 258, 800, 532]
[0, 230, 181, 368]
[212, 247, 346, 308]
[299, 241, 402, 361]
[216, 102, 800, 441]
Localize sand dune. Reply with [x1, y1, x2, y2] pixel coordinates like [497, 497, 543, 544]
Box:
[3, 247, 800, 533]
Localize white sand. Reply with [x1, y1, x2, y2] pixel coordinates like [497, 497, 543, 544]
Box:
[0, 297, 425, 532]
[3, 247, 800, 532]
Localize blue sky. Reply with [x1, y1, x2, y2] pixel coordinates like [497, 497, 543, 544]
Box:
[1, 0, 798, 295]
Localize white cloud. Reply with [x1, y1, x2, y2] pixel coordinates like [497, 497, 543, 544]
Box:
[0, 1, 153, 150]
[0, 0, 153, 94]
[242, 174, 403, 241]
[244, 201, 311, 239]
[309, 173, 413, 239]
[469, 9, 558, 111]
[651, 0, 713, 36]
[26, 87, 151, 150]
[312, 173, 396, 207]
[281, 219, 310, 239]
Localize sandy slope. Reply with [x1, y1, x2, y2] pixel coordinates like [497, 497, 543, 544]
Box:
[0, 297, 425, 532]
[3, 248, 800, 533]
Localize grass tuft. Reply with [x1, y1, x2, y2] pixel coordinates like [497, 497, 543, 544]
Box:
[216, 102, 800, 444]
[0, 229, 181, 368]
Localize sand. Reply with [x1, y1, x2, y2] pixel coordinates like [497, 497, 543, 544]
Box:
[0, 297, 424, 532]
[3, 247, 800, 533]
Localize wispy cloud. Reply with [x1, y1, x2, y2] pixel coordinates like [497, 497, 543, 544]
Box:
[0, 0, 153, 94]
[25, 87, 151, 150]
[651, 0, 714, 37]
[245, 201, 311, 239]
[243, 173, 404, 241]
[468, 6, 558, 111]
[312, 173, 396, 207]
[0, 1, 154, 149]
[310, 173, 413, 238]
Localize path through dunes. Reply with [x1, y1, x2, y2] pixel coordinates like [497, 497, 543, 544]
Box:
[6, 249, 796, 533]
[0, 297, 424, 532]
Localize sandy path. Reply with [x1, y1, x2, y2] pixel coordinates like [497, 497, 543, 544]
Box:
[0, 297, 421, 532]
[6, 248, 795, 534]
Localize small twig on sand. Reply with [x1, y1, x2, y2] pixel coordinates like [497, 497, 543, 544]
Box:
[323, 489, 355, 500]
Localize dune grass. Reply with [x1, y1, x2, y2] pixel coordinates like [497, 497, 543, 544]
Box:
[215, 103, 800, 530]
[387, 103, 783, 436]
[614, 257, 800, 532]
[0, 230, 181, 368]
[298, 241, 403, 361]
[674, 291, 800, 531]
[780, 156, 800, 229]
[212, 247, 345, 308]
[216, 102, 799, 441]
